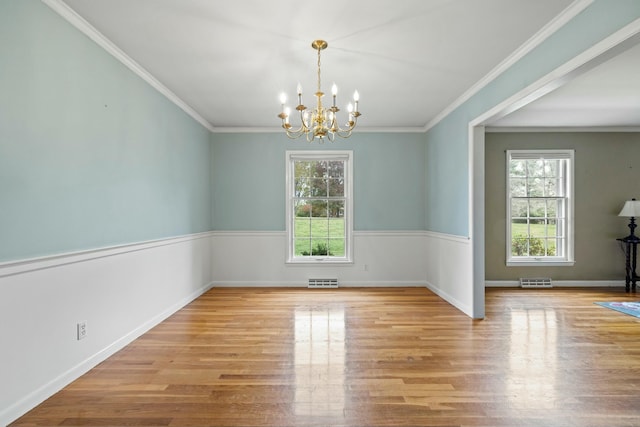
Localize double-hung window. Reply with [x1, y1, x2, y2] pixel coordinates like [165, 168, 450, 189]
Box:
[506, 150, 574, 266]
[286, 151, 353, 263]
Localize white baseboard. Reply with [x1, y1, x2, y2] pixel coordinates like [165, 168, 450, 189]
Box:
[426, 281, 473, 316]
[212, 281, 429, 288]
[2, 281, 214, 426]
[485, 280, 626, 287]
[0, 233, 214, 426]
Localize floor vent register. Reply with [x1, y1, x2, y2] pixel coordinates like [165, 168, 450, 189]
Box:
[308, 278, 338, 288]
[520, 277, 553, 288]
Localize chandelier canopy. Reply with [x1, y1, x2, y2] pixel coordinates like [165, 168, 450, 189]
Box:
[278, 40, 361, 142]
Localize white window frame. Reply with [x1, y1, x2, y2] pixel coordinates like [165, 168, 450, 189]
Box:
[286, 150, 353, 264]
[506, 149, 575, 266]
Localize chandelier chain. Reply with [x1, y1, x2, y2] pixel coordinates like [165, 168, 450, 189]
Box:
[317, 45, 322, 93]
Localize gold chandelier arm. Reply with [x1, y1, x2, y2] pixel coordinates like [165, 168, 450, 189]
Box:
[278, 39, 359, 142]
[281, 118, 306, 139]
[329, 114, 360, 138]
[283, 127, 305, 139]
[331, 129, 353, 138]
[306, 131, 315, 143]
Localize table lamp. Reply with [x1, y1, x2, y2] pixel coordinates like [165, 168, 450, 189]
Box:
[619, 198, 640, 240]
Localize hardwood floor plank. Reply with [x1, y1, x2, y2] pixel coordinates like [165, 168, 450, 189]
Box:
[11, 287, 640, 426]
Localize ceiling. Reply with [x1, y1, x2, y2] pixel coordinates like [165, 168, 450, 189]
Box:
[490, 41, 640, 129]
[53, 0, 634, 132]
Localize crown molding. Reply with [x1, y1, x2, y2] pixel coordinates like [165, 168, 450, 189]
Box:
[40, 0, 429, 136]
[473, 18, 640, 129]
[209, 126, 426, 134]
[423, 0, 594, 132]
[41, 0, 216, 132]
[42, 0, 597, 136]
[486, 126, 640, 133]
[351, 127, 427, 133]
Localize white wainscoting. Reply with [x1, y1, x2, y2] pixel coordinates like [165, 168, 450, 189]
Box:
[210, 231, 474, 313]
[211, 231, 430, 287]
[423, 231, 474, 317]
[0, 232, 214, 426]
[1, 229, 477, 424]
[210, 229, 476, 314]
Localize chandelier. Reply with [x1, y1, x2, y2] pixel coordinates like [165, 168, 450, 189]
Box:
[278, 40, 361, 142]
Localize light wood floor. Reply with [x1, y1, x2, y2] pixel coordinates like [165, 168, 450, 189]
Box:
[12, 287, 640, 426]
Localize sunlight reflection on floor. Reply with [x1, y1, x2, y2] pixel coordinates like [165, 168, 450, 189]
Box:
[507, 308, 558, 409]
[294, 307, 346, 416]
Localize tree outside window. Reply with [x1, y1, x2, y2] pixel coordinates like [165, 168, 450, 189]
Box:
[506, 150, 574, 265]
[286, 151, 352, 263]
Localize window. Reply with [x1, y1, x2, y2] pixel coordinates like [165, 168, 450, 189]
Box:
[506, 150, 574, 266]
[286, 151, 353, 263]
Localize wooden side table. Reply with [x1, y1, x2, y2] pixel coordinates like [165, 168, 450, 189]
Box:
[617, 235, 640, 292]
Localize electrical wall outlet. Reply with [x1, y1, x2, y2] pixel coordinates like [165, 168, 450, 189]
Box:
[77, 321, 87, 340]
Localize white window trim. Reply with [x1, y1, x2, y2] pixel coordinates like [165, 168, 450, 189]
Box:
[507, 259, 575, 267]
[506, 149, 575, 267]
[285, 150, 353, 265]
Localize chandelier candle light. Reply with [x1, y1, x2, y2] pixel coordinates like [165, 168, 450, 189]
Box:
[278, 40, 361, 142]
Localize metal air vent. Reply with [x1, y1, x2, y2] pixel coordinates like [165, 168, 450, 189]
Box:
[308, 278, 338, 288]
[520, 277, 553, 288]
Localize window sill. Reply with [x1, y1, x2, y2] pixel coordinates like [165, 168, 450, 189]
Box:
[286, 257, 353, 266]
[507, 259, 574, 267]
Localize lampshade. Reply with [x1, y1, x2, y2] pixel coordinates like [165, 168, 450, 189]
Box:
[619, 199, 640, 217]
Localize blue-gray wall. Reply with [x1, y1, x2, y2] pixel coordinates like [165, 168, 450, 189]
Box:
[0, 0, 212, 262]
[425, 0, 640, 237]
[4, 0, 640, 261]
[210, 132, 426, 231]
